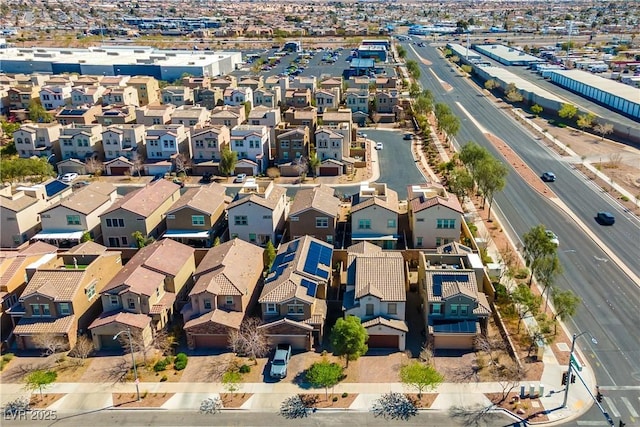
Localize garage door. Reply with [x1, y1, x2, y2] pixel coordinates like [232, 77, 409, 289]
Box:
[109, 167, 131, 176]
[319, 166, 340, 176]
[100, 334, 122, 350]
[433, 335, 474, 350]
[367, 334, 399, 348]
[266, 334, 309, 351]
[193, 334, 228, 349]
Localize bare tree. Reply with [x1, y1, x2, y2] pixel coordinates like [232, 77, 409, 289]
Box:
[69, 335, 94, 363]
[489, 362, 526, 405]
[449, 404, 499, 427]
[117, 328, 155, 366]
[294, 156, 308, 183]
[32, 333, 68, 357]
[131, 152, 145, 177]
[104, 358, 130, 384]
[594, 122, 613, 141]
[474, 335, 506, 368]
[174, 153, 192, 177]
[228, 317, 269, 363]
[85, 157, 104, 177]
[607, 152, 623, 169]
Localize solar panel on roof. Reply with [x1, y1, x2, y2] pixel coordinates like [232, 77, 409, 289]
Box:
[283, 252, 296, 263]
[318, 245, 332, 266]
[301, 278, 317, 297]
[432, 320, 476, 333]
[287, 239, 299, 253]
[45, 180, 70, 197]
[316, 268, 329, 279]
[432, 275, 442, 297]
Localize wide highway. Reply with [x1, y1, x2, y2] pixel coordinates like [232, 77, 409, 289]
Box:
[401, 40, 640, 423]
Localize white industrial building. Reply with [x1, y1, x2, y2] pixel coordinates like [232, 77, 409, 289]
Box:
[0, 45, 242, 81]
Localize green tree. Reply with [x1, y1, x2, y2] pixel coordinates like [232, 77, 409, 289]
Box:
[308, 152, 321, 177]
[28, 99, 53, 123]
[222, 370, 242, 393]
[409, 82, 421, 98]
[81, 231, 93, 242]
[330, 316, 368, 367]
[24, 370, 57, 399]
[264, 240, 276, 269]
[132, 231, 154, 248]
[396, 45, 407, 59]
[511, 284, 541, 332]
[531, 104, 543, 117]
[447, 167, 474, 203]
[551, 288, 580, 334]
[558, 103, 578, 122]
[438, 113, 460, 143]
[213, 236, 221, 247]
[219, 146, 238, 177]
[306, 358, 344, 400]
[413, 90, 434, 116]
[459, 141, 489, 184]
[0, 157, 55, 183]
[535, 254, 562, 311]
[484, 79, 499, 91]
[576, 113, 595, 133]
[475, 157, 508, 220]
[460, 64, 472, 74]
[522, 225, 558, 286]
[1, 120, 20, 139]
[399, 361, 443, 398]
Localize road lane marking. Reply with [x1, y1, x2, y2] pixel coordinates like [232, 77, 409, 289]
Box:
[620, 397, 638, 417]
[603, 397, 620, 417]
[577, 422, 609, 426]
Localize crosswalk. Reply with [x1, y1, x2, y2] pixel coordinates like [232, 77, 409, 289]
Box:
[601, 396, 639, 420]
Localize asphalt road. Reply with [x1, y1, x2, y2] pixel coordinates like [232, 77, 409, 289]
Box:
[0, 409, 516, 427]
[403, 41, 640, 421]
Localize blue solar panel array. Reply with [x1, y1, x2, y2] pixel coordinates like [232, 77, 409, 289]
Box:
[300, 278, 317, 297]
[432, 274, 469, 297]
[303, 241, 333, 279]
[433, 320, 476, 333]
[45, 180, 70, 197]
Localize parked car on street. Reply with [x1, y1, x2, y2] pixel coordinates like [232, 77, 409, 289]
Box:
[269, 344, 291, 379]
[235, 173, 247, 183]
[375, 142, 384, 150]
[546, 230, 559, 246]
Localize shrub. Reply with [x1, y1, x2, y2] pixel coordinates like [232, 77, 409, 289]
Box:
[332, 396, 339, 402]
[494, 283, 508, 301]
[0, 353, 14, 371]
[514, 268, 529, 280]
[160, 375, 168, 382]
[174, 353, 188, 371]
[239, 364, 251, 374]
[342, 392, 348, 398]
[557, 123, 567, 128]
[621, 195, 629, 202]
[154, 359, 169, 372]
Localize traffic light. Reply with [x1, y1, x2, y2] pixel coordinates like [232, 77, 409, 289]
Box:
[571, 374, 576, 384]
[562, 372, 568, 386]
[596, 392, 603, 403]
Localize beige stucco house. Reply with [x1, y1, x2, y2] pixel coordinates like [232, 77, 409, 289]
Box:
[350, 182, 400, 249]
[288, 185, 340, 245]
[407, 183, 464, 249]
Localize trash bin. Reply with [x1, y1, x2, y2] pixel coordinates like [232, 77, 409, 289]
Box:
[520, 385, 526, 399]
[539, 384, 544, 398]
[529, 384, 535, 398]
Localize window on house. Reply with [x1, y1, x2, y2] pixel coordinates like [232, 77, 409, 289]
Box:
[59, 302, 70, 315]
[358, 219, 371, 229]
[226, 296, 234, 306]
[86, 283, 96, 300]
[436, 219, 456, 229]
[249, 233, 256, 242]
[204, 299, 212, 310]
[128, 298, 135, 309]
[416, 218, 424, 222]
[191, 215, 205, 226]
[326, 235, 333, 244]
[290, 216, 299, 222]
[121, 236, 128, 246]
[66, 215, 81, 226]
[265, 303, 277, 314]
[41, 304, 50, 316]
[30, 304, 41, 316]
[234, 216, 248, 226]
[460, 304, 469, 316]
[365, 304, 374, 316]
[387, 219, 396, 228]
[110, 295, 119, 306]
[387, 303, 397, 315]
[431, 303, 441, 314]
[416, 237, 423, 247]
[287, 304, 304, 314]
[316, 217, 329, 228]
[450, 304, 459, 315]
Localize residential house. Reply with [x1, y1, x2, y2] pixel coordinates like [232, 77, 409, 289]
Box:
[284, 88, 311, 108]
[170, 105, 210, 131]
[181, 239, 264, 349]
[13, 122, 62, 159]
[347, 76, 370, 91]
[144, 124, 191, 161]
[374, 90, 400, 114]
[407, 183, 463, 249]
[161, 86, 194, 107]
[314, 89, 339, 113]
[350, 182, 400, 249]
[11, 242, 123, 351]
[237, 75, 264, 91]
[290, 76, 317, 92]
[418, 250, 491, 350]
[321, 109, 353, 146]
[34, 182, 118, 246]
[288, 185, 340, 245]
[247, 106, 281, 151]
[95, 105, 137, 126]
[320, 77, 342, 97]
[100, 76, 130, 87]
[39, 85, 72, 110]
[102, 86, 139, 107]
[258, 236, 333, 349]
[209, 105, 245, 128]
[70, 86, 106, 107]
[375, 76, 398, 90]
[227, 180, 289, 246]
[195, 86, 224, 110]
[58, 124, 103, 161]
[101, 124, 146, 161]
[163, 183, 229, 247]
[0, 242, 58, 342]
[230, 125, 270, 173]
[127, 76, 160, 106]
[8, 85, 40, 111]
[0, 181, 72, 248]
[345, 88, 370, 114]
[274, 127, 310, 174]
[283, 107, 318, 146]
[191, 125, 230, 163]
[223, 86, 253, 108]
[99, 179, 181, 248]
[56, 105, 102, 125]
[210, 75, 237, 91]
[252, 88, 280, 108]
[89, 239, 195, 350]
[181, 76, 211, 91]
[104, 157, 136, 176]
[315, 127, 348, 166]
[264, 76, 289, 103]
[135, 104, 176, 126]
[342, 242, 408, 350]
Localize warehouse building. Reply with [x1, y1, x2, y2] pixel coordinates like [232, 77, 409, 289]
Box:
[547, 69, 640, 120]
[474, 44, 544, 67]
[447, 43, 482, 63]
[0, 46, 242, 81]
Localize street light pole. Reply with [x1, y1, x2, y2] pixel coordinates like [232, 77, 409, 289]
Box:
[113, 327, 140, 401]
[562, 331, 597, 408]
